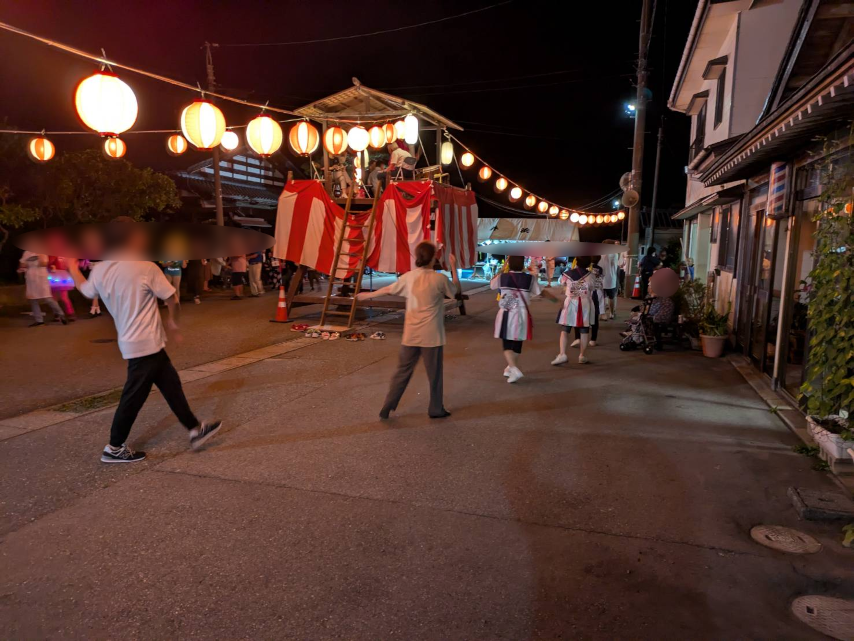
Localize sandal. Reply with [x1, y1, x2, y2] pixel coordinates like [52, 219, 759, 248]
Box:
[291, 323, 307, 332]
[369, 331, 386, 340]
[321, 331, 331, 340]
[329, 332, 341, 341]
[344, 333, 360, 342]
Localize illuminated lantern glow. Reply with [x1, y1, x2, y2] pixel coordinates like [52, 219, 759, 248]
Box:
[611, 214, 619, 223]
[478, 166, 493, 182]
[404, 114, 419, 145]
[287, 121, 318, 156]
[219, 131, 239, 151]
[166, 134, 188, 156]
[383, 123, 397, 144]
[103, 136, 126, 159]
[524, 194, 537, 209]
[596, 214, 604, 224]
[347, 126, 369, 152]
[548, 205, 559, 217]
[181, 99, 226, 150]
[441, 141, 454, 165]
[617, 210, 626, 220]
[368, 125, 386, 149]
[578, 214, 588, 225]
[74, 71, 138, 136]
[323, 127, 348, 155]
[393, 119, 406, 141]
[537, 201, 549, 214]
[509, 187, 523, 202]
[27, 137, 55, 163]
[559, 209, 570, 220]
[569, 212, 580, 223]
[494, 176, 508, 193]
[460, 151, 475, 167]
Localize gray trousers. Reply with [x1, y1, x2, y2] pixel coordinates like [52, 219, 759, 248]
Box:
[383, 345, 444, 417]
[30, 297, 64, 323]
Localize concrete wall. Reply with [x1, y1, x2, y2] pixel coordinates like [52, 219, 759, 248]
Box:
[705, 18, 739, 147]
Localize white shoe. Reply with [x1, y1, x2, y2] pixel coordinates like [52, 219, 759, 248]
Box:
[503, 366, 511, 378]
[589, 340, 597, 347]
[570, 339, 580, 348]
[578, 355, 590, 364]
[551, 354, 568, 366]
[507, 367, 523, 383]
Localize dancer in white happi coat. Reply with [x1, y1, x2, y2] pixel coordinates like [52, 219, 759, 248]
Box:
[552, 255, 595, 365]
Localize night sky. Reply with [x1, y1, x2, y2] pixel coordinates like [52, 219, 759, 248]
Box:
[0, 0, 696, 221]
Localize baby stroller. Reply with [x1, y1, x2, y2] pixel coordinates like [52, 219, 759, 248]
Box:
[619, 298, 658, 355]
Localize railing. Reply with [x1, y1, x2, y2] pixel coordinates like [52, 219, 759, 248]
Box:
[689, 137, 705, 163]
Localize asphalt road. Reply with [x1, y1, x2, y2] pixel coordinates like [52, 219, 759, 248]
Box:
[1, 287, 852, 638]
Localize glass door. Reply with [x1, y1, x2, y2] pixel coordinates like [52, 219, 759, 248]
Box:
[749, 213, 778, 367]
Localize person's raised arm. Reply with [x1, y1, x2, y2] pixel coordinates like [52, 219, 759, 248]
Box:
[66, 258, 96, 299]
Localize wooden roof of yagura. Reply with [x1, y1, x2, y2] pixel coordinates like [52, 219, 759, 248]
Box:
[294, 80, 463, 130]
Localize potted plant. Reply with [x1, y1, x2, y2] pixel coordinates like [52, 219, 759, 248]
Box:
[699, 303, 730, 358]
[676, 280, 706, 350]
[806, 414, 853, 460]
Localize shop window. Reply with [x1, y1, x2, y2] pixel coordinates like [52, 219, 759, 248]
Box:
[717, 205, 739, 273]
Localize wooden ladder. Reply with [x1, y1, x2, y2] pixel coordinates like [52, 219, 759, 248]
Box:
[317, 186, 382, 329]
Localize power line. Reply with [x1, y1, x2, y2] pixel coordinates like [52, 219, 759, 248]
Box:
[374, 68, 597, 91]
[219, 1, 513, 47]
[403, 74, 632, 97]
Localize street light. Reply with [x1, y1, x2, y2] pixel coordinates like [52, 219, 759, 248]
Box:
[613, 199, 620, 208]
[625, 103, 636, 118]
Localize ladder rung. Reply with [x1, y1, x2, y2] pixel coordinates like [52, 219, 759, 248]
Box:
[346, 222, 369, 228]
[325, 310, 352, 316]
[340, 252, 363, 257]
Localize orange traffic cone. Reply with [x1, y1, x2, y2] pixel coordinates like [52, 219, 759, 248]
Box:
[631, 274, 641, 299]
[270, 286, 292, 323]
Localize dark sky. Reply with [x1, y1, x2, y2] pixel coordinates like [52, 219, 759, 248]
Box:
[0, 0, 695, 219]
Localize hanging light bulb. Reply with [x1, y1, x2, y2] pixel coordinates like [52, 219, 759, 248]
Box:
[27, 136, 55, 163]
[166, 134, 188, 156]
[103, 136, 126, 159]
[537, 201, 549, 214]
[404, 114, 419, 145]
[181, 99, 226, 150]
[617, 210, 626, 220]
[394, 119, 406, 141]
[596, 214, 604, 224]
[460, 151, 475, 167]
[368, 125, 386, 149]
[509, 186, 523, 202]
[548, 205, 559, 217]
[569, 212, 580, 223]
[347, 126, 369, 152]
[383, 122, 397, 144]
[220, 131, 239, 151]
[441, 141, 454, 165]
[579, 214, 588, 225]
[287, 121, 318, 156]
[478, 166, 493, 182]
[559, 209, 570, 220]
[494, 176, 508, 193]
[324, 127, 348, 155]
[524, 194, 537, 209]
[75, 71, 138, 136]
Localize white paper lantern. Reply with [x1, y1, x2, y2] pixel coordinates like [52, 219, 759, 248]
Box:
[348, 126, 369, 152]
[509, 187, 522, 202]
[220, 131, 239, 151]
[75, 71, 138, 136]
[404, 114, 418, 145]
[368, 126, 386, 149]
[578, 214, 588, 225]
[441, 141, 454, 165]
[537, 201, 549, 214]
[461, 151, 475, 167]
[181, 99, 226, 150]
[548, 205, 559, 217]
[570, 212, 580, 223]
[393, 120, 406, 141]
[247, 115, 284, 156]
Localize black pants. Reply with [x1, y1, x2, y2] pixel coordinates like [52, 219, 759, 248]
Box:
[502, 339, 523, 354]
[110, 349, 198, 447]
[383, 345, 444, 417]
[575, 321, 598, 341]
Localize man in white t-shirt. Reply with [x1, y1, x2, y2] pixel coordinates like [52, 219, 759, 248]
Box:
[358, 242, 459, 419]
[66, 221, 222, 463]
[597, 243, 620, 320]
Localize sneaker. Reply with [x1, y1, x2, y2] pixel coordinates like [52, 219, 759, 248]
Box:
[101, 444, 146, 464]
[507, 367, 523, 383]
[503, 366, 511, 377]
[370, 331, 386, 340]
[589, 340, 597, 347]
[28, 321, 45, 327]
[230, 296, 243, 300]
[579, 355, 590, 364]
[193, 296, 201, 305]
[570, 339, 580, 348]
[551, 354, 568, 366]
[189, 420, 223, 450]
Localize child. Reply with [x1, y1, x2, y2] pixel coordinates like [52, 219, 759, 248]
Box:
[553, 256, 594, 365]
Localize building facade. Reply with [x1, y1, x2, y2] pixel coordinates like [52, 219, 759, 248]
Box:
[669, 0, 854, 406]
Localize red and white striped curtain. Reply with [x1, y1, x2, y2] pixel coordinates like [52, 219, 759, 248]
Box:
[433, 183, 478, 269]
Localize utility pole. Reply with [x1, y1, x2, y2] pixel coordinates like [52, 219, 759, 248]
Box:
[205, 42, 224, 227]
[648, 118, 664, 249]
[625, 0, 653, 293]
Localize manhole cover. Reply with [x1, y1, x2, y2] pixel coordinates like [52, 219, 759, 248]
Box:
[792, 596, 854, 640]
[750, 525, 822, 554]
[90, 338, 116, 344]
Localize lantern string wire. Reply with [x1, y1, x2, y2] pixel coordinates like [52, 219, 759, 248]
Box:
[0, 117, 305, 137]
[218, 1, 513, 47]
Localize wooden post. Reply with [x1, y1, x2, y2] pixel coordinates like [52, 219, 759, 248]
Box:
[286, 265, 304, 314]
[322, 121, 331, 194]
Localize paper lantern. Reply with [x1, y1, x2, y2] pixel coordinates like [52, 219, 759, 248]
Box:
[548, 205, 559, 217]
[181, 99, 226, 150]
[393, 120, 406, 141]
[287, 121, 318, 156]
[578, 214, 588, 225]
[27, 136, 55, 163]
[617, 210, 626, 220]
[596, 214, 604, 224]
[524, 195, 537, 209]
[441, 141, 454, 165]
[74, 71, 138, 136]
[324, 127, 348, 155]
[103, 136, 126, 159]
[220, 131, 239, 151]
[166, 134, 188, 156]
[559, 209, 570, 220]
[348, 126, 369, 152]
[383, 123, 397, 144]
[610, 214, 618, 223]
[509, 187, 522, 202]
[460, 151, 475, 167]
[494, 177, 508, 193]
[537, 201, 548, 214]
[404, 114, 419, 145]
[569, 212, 580, 223]
[478, 166, 493, 182]
[368, 125, 386, 149]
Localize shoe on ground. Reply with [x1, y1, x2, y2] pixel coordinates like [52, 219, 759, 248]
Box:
[194, 296, 201, 305]
[570, 339, 580, 348]
[429, 410, 452, 419]
[101, 444, 146, 463]
[507, 367, 524, 383]
[329, 332, 340, 341]
[503, 366, 511, 377]
[579, 355, 590, 364]
[230, 295, 243, 300]
[589, 340, 597, 347]
[551, 354, 568, 366]
[370, 331, 386, 340]
[190, 420, 223, 450]
[28, 321, 45, 327]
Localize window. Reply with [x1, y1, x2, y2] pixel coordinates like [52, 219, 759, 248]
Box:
[717, 204, 740, 273]
[696, 101, 707, 145]
[714, 67, 726, 128]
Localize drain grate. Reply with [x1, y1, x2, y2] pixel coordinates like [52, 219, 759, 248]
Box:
[749, 525, 822, 554]
[792, 596, 854, 640]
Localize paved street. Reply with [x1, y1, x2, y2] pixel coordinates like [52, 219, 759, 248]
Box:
[1, 287, 853, 639]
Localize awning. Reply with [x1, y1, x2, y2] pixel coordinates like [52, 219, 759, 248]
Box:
[673, 185, 743, 220]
